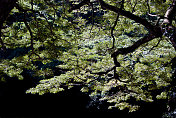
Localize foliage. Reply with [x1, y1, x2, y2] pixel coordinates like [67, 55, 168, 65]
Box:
[1, 0, 176, 112]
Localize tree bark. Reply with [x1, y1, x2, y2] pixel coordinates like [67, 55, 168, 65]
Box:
[163, 0, 176, 25]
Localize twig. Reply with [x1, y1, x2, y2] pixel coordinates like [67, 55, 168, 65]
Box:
[111, 13, 120, 49]
[23, 13, 34, 51]
[132, 0, 137, 13]
[146, 0, 151, 14]
[110, 0, 124, 49]
[88, 1, 95, 39]
[148, 37, 162, 53]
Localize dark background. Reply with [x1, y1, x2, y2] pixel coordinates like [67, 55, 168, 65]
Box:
[0, 75, 167, 118]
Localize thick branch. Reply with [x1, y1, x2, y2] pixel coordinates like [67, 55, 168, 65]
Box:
[98, 0, 155, 32]
[112, 34, 157, 57]
[68, 0, 156, 33]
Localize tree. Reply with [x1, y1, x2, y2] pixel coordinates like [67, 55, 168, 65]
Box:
[1, 0, 176, 113]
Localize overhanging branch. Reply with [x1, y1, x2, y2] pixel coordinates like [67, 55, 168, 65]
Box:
[111, 34, 157, 57]
[98, 0, 155, 32]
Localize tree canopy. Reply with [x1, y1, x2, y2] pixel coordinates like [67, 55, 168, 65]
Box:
[1, 0, 176, 113]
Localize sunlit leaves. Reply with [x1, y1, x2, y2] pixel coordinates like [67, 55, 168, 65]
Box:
[156, 91, 167, 99]
[27, 74, 69, 95]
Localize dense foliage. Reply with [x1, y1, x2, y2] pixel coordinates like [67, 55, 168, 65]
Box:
[1, 0, 176, 114]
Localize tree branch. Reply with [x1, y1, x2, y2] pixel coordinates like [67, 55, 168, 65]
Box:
[23, 12, 34, 51]
[111, 0, 176, 56]
[111, 0, 124, 49]
[98, 0, 155, 33]
[15, 3, 42, 59]
[148, 37, 162, 53]
[111, 34, 157, 57]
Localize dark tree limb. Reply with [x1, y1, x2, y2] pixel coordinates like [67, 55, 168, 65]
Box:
[68, 0, 159, 34]
[109, 0, 176, 59]
[98, 0, 155, 33]
[111, 34, 159, 57]
[97, 0, 163, 58]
